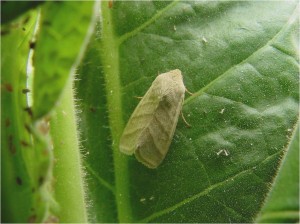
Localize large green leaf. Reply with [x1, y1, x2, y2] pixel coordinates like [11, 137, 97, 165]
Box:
[75, 1, 299, 223]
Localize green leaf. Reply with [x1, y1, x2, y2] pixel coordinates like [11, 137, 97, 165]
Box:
[76, 1, 299, 222]
[1, 11, 54, 223]
[33, 1, 96, 119]
[256, 124, 299, 223]
[1, 2, 98, 222]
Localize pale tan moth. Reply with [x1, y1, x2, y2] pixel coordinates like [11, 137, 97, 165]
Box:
[119, 69, 187, 169]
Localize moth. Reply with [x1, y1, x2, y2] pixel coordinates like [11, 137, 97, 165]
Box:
[119, 69, 187, 168]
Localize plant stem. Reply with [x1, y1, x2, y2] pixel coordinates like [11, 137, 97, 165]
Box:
[100, 2, 132, 222]
[50, 79, 88, 223]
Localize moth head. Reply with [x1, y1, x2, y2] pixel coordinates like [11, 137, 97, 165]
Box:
[168, 69, 182, 81]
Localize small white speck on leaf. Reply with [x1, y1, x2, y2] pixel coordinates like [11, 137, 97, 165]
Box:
[224, 149, 229, 156]
[217, 149, 230, 156]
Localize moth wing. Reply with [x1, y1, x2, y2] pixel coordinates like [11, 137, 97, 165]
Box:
[135, 88, 185, 168]
[119, 80, 163, 155]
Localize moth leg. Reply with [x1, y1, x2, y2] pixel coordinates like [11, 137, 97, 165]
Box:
[185, 88, 193, 95]
[181, 111, 191, 128]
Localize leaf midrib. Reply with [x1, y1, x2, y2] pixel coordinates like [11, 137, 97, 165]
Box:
[99, 2, 184, 222]
[100, 2, 132, 223]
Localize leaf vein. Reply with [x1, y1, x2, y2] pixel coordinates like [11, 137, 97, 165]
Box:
[176, 130, 212, 186]
[139, 150, 283, 223]
[84, 161, 115, 194]
[207, 194, 248, 222]
[117, 0, 180, 45]
[184, 5, 299, 106]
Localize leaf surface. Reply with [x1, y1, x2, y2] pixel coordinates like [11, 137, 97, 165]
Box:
[256, 124, 299, 223]
[33, 1, 95, 119]
[76, 1, 299, 222]
[1, 11, 54, 223]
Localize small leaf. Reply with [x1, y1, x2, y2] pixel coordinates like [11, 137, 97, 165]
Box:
[33, 1, 96, 119]
[256, 124, 299, 223]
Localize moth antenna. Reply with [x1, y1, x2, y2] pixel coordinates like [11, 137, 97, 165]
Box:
[185, 88, 193, 96]
[181, 111, 191, 128]
[134, 96, 143, 99]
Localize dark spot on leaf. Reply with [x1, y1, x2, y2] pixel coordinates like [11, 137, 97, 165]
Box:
[24, 107, 33, 117]
[22, 27, 26, 31]
[43, 20, 51, 26]
[22, 88, 30, 94]
[23, 16, 30, 24]
[28, 214, 37, 223]
[38, 176, 44, 186]
[43, 148, 49, 156]
[24, 123, 32, 133]
[108, 0, 113, 8]
[44, 115, 51, 123]
[5, 118, 10, 127]
[37, 121, 49, 135]
[21, 140, 30, 147]
[90, 106, 96, 112]
[16, 177, 22, 185]
[1, 29, 10, 35]
[44, 215, 59, 223]
[8, 135, 16, 154]
[10, 23, 20, 29]
[32, 53, 36, 64]
[29, 41, 35, 49]
[31, 187, 35, 192]
[2, 83, 13, 92]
